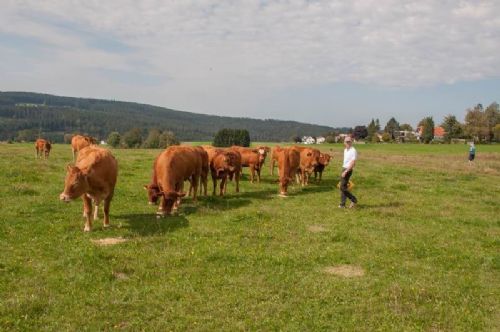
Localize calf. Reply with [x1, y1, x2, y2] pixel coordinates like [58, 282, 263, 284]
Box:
[210, 150, 241, 196]
[59, 146, 118, 232]
[231, 146, 265, 183]
[314, 153, 331, 183]
[276, 147, 300, 196]
[35, 139, 51, 159]
[292, 146, 321, 186]
[144, 146, 203, 216]
[71, 135, 96, 161]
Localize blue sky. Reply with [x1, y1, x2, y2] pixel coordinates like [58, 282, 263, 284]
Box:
[1, 1, 499, 128]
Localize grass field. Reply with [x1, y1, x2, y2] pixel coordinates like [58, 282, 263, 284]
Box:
[0, 142, 499, 331]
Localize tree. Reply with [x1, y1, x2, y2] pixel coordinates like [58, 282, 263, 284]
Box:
[213, 129, 251, 147]
[484, 102, 500, 142]
[121, 128, 143, 148]
[158, 131, 179, 148]
[15, 129, 38, 142]
[440, 115, 463, 142]
[375, 119, 381, 131]
[399, 123, 413, 131]
[107, 131, 121, 148]
[384, 117, 400, 139]
[353, 125, 368, 140]
[142, 128, 161, 148]
[494, 124, 500, 142]
[420, 116, 435, 143]
[464, 104, 488, 142]
[366, 119, 377, 141]
[291, 135, 302, 143]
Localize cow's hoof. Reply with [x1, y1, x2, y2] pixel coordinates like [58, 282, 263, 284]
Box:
[103, 224, 110, 229]
[278, 193, 288, 198]
[83, 226, 91, 232]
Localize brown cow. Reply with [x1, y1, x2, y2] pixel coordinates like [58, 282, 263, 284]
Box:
[210, 149, 241, 196]
[270, 145, 281, 176]
[276, 147, 300, 196]
[59, 146, 118, 232]
[231, 146, 266, 183]
[144, 146, 204, 216]
[314, 153, 331, 183]
[292, 146, 321, 186]
[35, 139, 51, 159]
[71, 135, 96, 161]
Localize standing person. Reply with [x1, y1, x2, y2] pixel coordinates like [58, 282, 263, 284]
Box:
[468, 142, 476, 164]
[339, 136, 358, 208]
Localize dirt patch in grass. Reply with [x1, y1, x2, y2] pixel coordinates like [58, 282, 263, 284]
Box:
[91, 237, 127, 246]
[308, 225, 328, 233]
[113, 272, 129, 280]
[324, 265, 365, 277]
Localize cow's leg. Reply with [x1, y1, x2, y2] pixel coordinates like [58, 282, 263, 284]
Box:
[203, 175, 208, 196]
[319, 171, 323, 183]
[191, 175, 199, 202]
[93, 201, 99, 220]
[256, 167, 261, 183]
[250, 166, 255, 183]
[235, 171, 240, 193]
[220, 175, 226, 196]
[103, 196, 112, 228]
[82, 195, 93, 232]
[212, 174, 217, 196]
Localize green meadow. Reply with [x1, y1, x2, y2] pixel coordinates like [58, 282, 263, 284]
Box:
[0, 142, 498, 331]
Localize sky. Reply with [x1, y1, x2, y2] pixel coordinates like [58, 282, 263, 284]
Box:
[1, 0, 499, 128]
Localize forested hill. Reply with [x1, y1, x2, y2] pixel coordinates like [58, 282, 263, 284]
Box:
[0, 91, 337, 142]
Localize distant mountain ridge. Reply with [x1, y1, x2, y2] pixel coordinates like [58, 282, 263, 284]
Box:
[0, 91, 341, 142]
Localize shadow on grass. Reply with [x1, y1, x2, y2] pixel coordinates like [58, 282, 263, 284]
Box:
[116, 213, 189, 236]
[356, 202, 404, 209]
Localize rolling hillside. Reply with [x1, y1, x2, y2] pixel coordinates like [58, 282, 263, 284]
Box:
[0, 92, 339, 142]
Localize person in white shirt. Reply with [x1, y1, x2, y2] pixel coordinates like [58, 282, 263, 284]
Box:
[339, 136, 358, 208]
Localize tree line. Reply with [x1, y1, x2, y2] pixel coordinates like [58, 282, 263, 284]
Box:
[0, 92, 335, 143]
[331, 102, 499, 144]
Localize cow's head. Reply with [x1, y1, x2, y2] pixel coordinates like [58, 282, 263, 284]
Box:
[59, 165, 89, 202]
[144, 183, 161, 205]
[319, 153, 331, 166]
[161, 191, 187, 215]
[214, 152, 237, 176]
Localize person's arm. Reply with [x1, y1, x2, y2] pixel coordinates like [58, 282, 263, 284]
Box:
[342, 159, 356, 177]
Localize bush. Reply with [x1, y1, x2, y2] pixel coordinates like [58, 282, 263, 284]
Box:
[142, 128, 161, 148]
[121, 128, 143, 148]
[381, 132, 392, 142]
[107, 132, 121, 148]
[159, 131, 180, 148]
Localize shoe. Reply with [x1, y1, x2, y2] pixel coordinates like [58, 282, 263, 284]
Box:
[338, 205, 345, 209]
[349, 202, 357, 209]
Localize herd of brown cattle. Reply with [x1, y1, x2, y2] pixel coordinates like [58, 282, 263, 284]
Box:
[37, 135, 331, 231]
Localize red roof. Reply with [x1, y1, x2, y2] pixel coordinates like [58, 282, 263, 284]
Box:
[434, 126, 446, 137]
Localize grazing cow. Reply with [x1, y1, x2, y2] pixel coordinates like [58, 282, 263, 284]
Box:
[35, 139, 51, 159]
[144, 146, 204, 216]
[314, 153, 331, 183]
[276, 147, 300, 196]
[59, 146, 118, 232]
[210, 150, 241, 196]
[231, 146, 266, 183]
[292, 146, 321, 186]
[71, 135, 96, 161]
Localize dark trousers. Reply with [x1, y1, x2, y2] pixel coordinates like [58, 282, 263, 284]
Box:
[340, 168, 357, 206]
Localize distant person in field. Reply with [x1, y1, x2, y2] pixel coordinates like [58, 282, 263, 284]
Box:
[468, 142, 476, 164]
[339, 136, 358, 208]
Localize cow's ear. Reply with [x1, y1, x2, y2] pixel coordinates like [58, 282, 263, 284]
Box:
[66, 163, 77, 172]
[143, 185, 149, 190]
[177, 191, 187, 198]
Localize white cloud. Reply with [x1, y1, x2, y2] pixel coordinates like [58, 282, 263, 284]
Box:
[1, 0, 499, 121]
